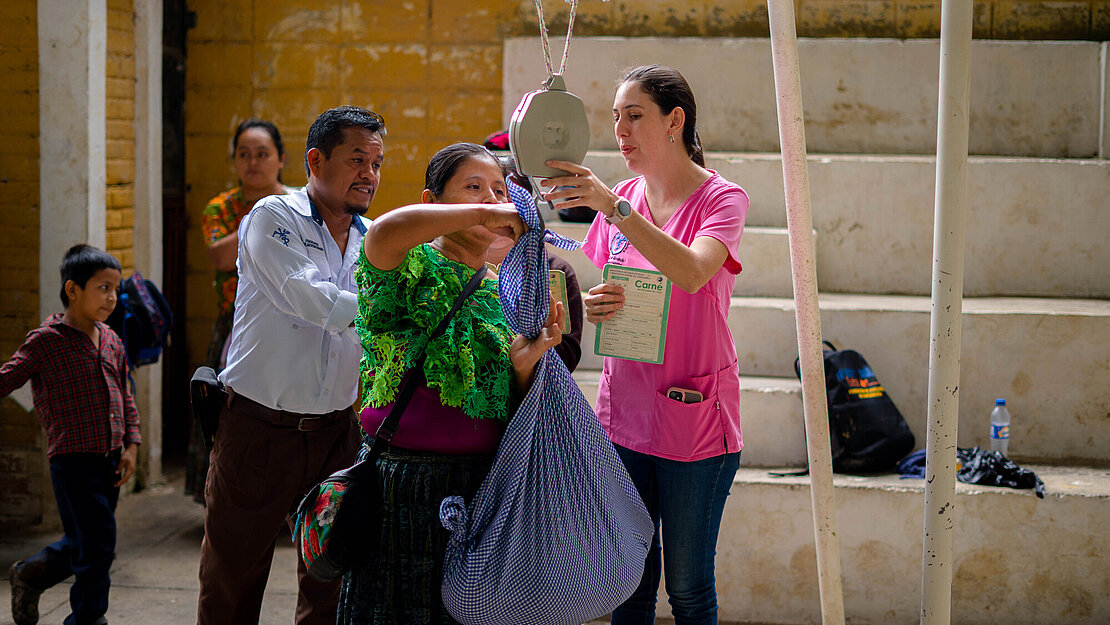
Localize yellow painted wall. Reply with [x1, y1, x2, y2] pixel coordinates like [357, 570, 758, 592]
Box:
[180, 0, 1110, 371]
[107, 0, 137, 274]
[182, 0, 521, 365]
[0, 0, 43, 524]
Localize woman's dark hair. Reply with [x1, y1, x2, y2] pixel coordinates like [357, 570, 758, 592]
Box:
[59, 244, 122, 308]
[305, 106, 386, 177]
[620, 65, 705, 167]
[424, 143, 501, 198]
[233, 118, 285, 182]
[232, 118, 285, 159]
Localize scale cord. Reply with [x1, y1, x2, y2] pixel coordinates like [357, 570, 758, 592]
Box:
[534, 0, 580, 77]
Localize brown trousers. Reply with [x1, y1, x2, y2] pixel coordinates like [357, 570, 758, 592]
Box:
[197, 390, 360, 625]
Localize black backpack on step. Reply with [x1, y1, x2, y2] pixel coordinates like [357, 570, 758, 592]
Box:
[791, 341, 915, 474]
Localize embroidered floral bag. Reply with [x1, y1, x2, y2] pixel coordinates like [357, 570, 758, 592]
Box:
[293, 457, 379, 582]
[293, 267, 488, 582]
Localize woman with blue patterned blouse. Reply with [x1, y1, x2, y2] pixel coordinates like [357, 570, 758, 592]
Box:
[337, 143, 563, 625]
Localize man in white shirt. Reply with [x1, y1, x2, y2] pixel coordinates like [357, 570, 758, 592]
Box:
[197, 106, 385, 625]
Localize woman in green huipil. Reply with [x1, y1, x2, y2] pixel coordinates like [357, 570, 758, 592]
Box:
[338, 143, 563, 625]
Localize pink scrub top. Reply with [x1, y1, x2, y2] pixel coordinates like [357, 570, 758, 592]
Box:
[582, 172, 748, 461]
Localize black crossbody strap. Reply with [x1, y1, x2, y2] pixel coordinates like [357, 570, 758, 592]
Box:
[370, 266, 488, 451]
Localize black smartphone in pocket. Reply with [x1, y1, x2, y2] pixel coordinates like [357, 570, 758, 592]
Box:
[666, 387, 703, 404]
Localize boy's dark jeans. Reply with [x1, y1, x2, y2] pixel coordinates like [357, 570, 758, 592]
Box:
[19, 451, 120, 625]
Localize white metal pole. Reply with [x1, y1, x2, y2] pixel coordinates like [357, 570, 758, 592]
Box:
[766, 2, 845, 624]
[921, 1, 973, 623]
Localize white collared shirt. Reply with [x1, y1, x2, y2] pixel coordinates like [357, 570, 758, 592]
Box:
[219, 187, 370, 414]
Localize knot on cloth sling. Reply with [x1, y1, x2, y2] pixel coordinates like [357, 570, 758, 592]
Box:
[439, 180, 653, 625]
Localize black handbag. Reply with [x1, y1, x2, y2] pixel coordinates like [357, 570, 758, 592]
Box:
[293, 266, 488, 582]
[189, 365, 227, 448]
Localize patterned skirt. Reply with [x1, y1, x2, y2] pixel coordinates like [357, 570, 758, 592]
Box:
[337, 444, 494, 625]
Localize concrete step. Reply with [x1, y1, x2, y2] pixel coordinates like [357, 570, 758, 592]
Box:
[573, 370, 807, 467]
[548, 221, 799, 298]
[570, 294, 1110, 465]
[578, 151, 1110, 299]
[565, 368, 1110, 623]
[705, 466, 1110, 621]
[504, 37, 1107, 158]
[700, 465, 1110, 624]
[728, 294, 1110, 466]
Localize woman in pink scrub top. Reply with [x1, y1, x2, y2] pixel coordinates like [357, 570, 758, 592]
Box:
[544, 65, 748, 625]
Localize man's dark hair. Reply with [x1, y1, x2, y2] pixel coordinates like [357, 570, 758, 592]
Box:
[59, 244, 121, 308]
[424, 143, 500, 198]
[304, 106, 386, 178]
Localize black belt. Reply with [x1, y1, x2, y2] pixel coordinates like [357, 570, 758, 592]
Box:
[227, 387, 351, 431]
[50, 447, 123, 461]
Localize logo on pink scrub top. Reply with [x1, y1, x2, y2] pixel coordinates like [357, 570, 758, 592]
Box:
[609, 231, 629, 257]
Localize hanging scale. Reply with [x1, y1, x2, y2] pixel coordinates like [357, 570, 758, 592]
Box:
[508, 0, 591, 221]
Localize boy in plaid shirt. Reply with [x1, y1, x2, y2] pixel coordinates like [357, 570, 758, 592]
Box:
[1, 244, 141, 625]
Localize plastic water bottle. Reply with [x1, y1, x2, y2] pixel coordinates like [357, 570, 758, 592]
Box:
[989, 398, 1011, 455]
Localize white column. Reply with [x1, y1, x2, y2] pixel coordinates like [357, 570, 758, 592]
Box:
[766, 1, 846, 624]
[37, 0, 107, 318]
[1100, 42, 1108, 159]
[133, 0, 164, 487]
[921, 1, 973, 623]
[36, 0, 106, 528]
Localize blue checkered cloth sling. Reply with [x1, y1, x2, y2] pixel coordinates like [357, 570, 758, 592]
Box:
[439, 180, 653, 625]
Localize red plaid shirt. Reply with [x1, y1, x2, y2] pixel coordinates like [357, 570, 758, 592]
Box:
[0, 314, 141, 457]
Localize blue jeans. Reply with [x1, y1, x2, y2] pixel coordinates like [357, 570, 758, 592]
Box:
[610, 445, 740, 625]
[20, 452, 120, 625]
